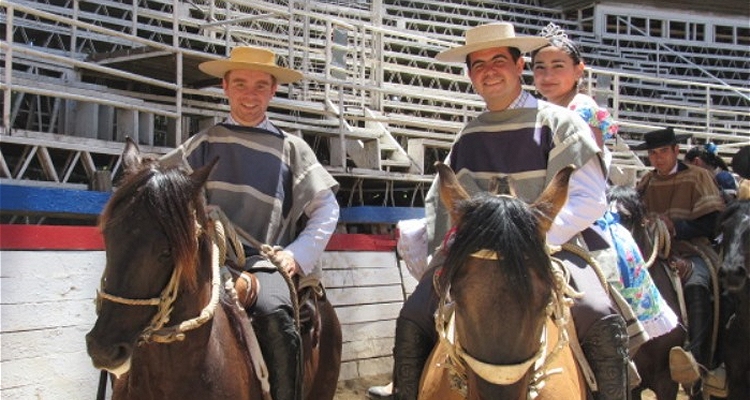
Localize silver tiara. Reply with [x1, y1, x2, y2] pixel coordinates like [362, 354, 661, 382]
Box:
[540, 23, 568, 40]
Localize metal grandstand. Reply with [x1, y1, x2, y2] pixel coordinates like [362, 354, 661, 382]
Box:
[2, 0, 749, 213]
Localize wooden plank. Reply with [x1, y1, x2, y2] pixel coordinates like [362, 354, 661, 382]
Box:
[324, 234, 396, 251]
[342, 336, 395, 362]
[339, 357, 394, 381]
[339, 206, 425, 224]
[320, 251, 399, 270]
[1, 351, 100, 399]
[0, 184, 109, 217]
[0, 225, 104, 250]
[340, 319, 397, 344]
[323, 266, 403, 288]
[328, 285, 403, 307]
[335, 302, 403, 325]
[0, 251, 104, 303]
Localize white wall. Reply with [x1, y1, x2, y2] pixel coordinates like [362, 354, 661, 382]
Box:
[0, 250, 417, 399]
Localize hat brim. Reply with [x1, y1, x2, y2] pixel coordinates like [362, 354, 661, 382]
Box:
[199, 60, 303, 84]
[435, 37, 550, 63]
[630, 133, 692, 151]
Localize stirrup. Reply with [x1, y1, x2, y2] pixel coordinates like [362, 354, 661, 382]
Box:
[703, 365, 728, 398]
[669, 347, 700, 384]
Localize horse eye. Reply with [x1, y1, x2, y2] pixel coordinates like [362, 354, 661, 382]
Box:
[158, 248, 172, 260]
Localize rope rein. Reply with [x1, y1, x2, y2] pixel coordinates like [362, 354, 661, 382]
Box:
[96, 220, 226, 344]
[207, 207, 302, 332]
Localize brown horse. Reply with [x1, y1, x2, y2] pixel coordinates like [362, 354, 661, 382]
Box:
[717, 199, 750, 400]
[418, 163, 585, 400]
[606, 185, 686, 400]
[85, 139, 341, 400]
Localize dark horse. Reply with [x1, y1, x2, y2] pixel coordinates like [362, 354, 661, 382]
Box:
[717, 199, 750, 400]
[418, 163, 585, 399]
[85, 139, 342, 400]
[607, 185, 686, 400]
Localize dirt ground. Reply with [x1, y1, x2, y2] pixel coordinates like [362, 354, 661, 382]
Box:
[334, 374, 690, 400]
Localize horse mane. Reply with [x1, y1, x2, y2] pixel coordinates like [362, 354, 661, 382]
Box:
[440, 192, 554, 315]
[99, 163, 207, 291]
[718, 199, 750, 231]
[606, 185, 645, 231]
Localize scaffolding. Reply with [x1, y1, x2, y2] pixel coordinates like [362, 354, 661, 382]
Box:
[2, 0, 749, 209]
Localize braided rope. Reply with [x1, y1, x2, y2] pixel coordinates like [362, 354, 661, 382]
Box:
[97, 224, 222, 344]
[206, 206, 301, 332]
[680, 239, 722, 369]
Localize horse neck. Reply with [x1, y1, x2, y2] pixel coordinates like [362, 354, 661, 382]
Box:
[164, 236, 216, 330]
[732, 285, 750, 324]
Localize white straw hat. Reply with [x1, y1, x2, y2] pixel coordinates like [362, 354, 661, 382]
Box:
[436, 22, 550, 63]
[199, 46, 303, 84]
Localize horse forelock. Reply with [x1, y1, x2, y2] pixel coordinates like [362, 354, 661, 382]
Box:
[443, 193, 553, 312]
[100, 165, 205, 291]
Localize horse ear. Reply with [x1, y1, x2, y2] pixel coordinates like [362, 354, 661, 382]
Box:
[435, 162, 470, 223]
[189, 157, 219, 190]
[531, 165, 575, 233]
[122, 137, 142, 174]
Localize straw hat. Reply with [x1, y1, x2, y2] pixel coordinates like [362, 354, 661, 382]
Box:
[436, 22, 550, 63]
[630, 127, 692, 151]
[199, 46, 303, 84]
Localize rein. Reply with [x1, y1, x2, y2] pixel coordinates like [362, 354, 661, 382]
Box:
[96, 220, 225, 344]
[435, 246, 579, 398]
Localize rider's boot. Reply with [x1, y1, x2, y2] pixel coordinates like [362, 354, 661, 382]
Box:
[581, 314, 630, 400]
[670, 285, 712, 390]
[253, 309, 302, 400]
[392, 317, 434, 400]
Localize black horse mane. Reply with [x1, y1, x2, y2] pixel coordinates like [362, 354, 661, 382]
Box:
[99, 162, 209, 290]
[606, 185, 646, 231]
[440, 192, 554, 310]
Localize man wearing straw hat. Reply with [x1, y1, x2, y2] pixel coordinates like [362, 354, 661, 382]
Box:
[162, 46, 339, 400]
[370, 22, 628, 400]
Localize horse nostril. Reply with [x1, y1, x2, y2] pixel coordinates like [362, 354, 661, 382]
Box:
[86, 331, 133, 369]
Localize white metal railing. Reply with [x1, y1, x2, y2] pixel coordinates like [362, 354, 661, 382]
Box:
[2, 0, 749, 186]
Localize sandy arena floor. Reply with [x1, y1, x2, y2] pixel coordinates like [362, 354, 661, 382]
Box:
[334, 374, 690, 400]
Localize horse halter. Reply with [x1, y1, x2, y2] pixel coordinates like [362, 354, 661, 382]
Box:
[95, 220, 225, 344]
[434, 245, 577, 398]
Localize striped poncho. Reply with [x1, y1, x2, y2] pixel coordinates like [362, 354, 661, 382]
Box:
[161, 123, 339, 281]
[426, 100, 605, 253]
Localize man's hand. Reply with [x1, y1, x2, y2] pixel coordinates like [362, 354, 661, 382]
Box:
[268, 248, 300, 277]
[668, 256, 693, 282]
[658, 214, 677, 237]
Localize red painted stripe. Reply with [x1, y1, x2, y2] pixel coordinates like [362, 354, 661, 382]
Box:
[0, 225, 396, 252]
[0, 225, 104, 250]
[324, 234, 397, 251]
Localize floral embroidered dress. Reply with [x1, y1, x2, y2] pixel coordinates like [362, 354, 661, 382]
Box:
[597, 211, 679, 338]
[569, 93, 618, 139]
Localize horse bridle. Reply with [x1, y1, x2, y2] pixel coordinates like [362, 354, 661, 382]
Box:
[95, 221, 224, 344]
[435, 246, 576, 398]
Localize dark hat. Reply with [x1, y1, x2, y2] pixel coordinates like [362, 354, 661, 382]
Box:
[732, 145, 750, 179]
[631, 127, 692, 151]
